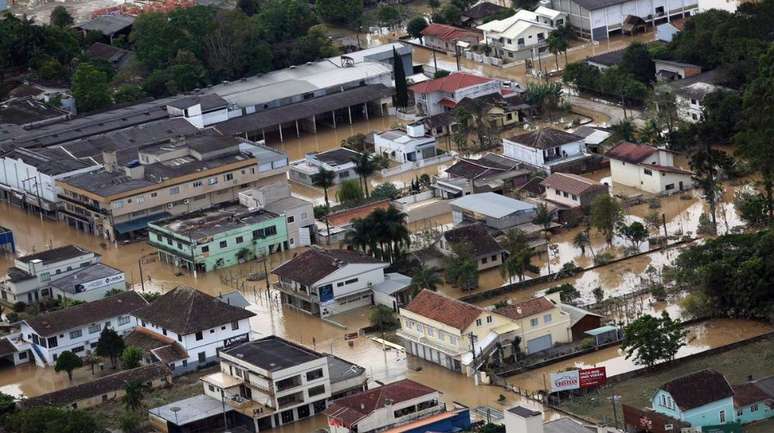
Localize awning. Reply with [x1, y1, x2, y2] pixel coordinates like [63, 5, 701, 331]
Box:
[114, 212, 171, 234]
[585, 325, 619, 336]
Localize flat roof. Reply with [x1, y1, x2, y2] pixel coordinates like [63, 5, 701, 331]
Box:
[329, 42, 411, 65]
[149, 394, 233, 426]
[450, 192, 536, 218]
[76, 14, 135, 35]
[2, 147, 97, 176]
[222, 336, 323, 371]
[0, 97, 68, 126]
[151, 203, 280, 239]
[47, 263, 124, 294]
[327, 355, 366, 384]
[371, 272, 412, 295]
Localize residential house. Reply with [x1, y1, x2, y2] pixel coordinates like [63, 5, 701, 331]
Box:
[374, 123, 437, 163]
[198, 336, 367, 431]
[423, 92, 531, 138]
[571, 125, 611, 151]
[21, 364, 172, 410]
[318, 200, 392, 244]
[605, 141, 693, 194]
[148, 203, 288, 273]
[433, 153, 532, 198]
[371, 273, 414, 312]
[289, 147, 361, 186]
[585, 48, 626, 70]
[623, 404, 691, 433]
[655, 18, 685, 42]
[76, 15, 135, 43]
[273, 247, 411, 318]
[654, 59, 701, 81]
[397, 290, 521, 375]
[47, 262, 126, 302]
[549, 0, 696, 41]
[503, 128, 590, 173]
[410, 72, 501, 116]
[732, 376, 774, 424]
[674, 81, 728, 122]
[438, 223, 505, 271]
[540, 172, 608, 221]
[19, 291, 148, 366]
[650, 369, 736, 428]
[505, 406, 596, 433]
[0, 334, 31, 366]
[324, 379, 446, 433]
[1, 245, 100, 304]
[130, 286, 255, 374]
[494, 297, 572, 354]
[85, 42, 135, 71]
[240, 181, 316, 249]
[450, 192, 538, 231]
[421, 23, 483, 54]
[462, 2, 512, 26]
[557, 303, 603, 341]
[57, 135, 289, 241]
[477, 7, 566, 62]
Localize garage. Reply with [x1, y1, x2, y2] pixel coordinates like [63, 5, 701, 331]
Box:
[527, 334, 552, 354]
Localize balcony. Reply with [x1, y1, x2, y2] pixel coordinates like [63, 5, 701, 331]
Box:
[276, 391, 305, 408]
[275, 376, 302, 392]
[273, 282, 318, 301]
[225, 395, 275, 419]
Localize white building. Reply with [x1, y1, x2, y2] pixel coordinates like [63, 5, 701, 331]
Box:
[697, 0, 748, 12]
[477, 7, 566, 61]
[605, 141, 693, 194]
[130, 286, 255, 374]
[373, 123, 437, 163]
[239, 181, 315, 249]
[324, 379, 444, 433]
[503, 128, 588, 173]
[273, 247, 409, 318]
[450, 192, 537, 231]
[505, 406, 597, 433]
[1, 245, 100, 304]
[493, 297, 573, 354]
[288, 148, 361, 186]
[410, 72, 501, 116]
[48, 263, 126, 302]
[674, 81, 728, 123]
[165, 94, 230, 128]
[19, 291, 148, 366]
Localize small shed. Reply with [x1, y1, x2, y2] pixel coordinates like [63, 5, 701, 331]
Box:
[584, 325, 621, 346]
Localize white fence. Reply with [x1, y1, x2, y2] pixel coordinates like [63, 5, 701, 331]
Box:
[380, 154, 454, 177]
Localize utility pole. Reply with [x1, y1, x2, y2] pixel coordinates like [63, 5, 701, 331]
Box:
[138, 258, 145, 292]
[609, 394, 621, 429]
[468, 332, 478, 385]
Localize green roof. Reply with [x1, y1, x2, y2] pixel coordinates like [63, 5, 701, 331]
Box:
[584, 325, 619, 336]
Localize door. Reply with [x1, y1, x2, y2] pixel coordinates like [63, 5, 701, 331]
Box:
[527, 334, 552, 354]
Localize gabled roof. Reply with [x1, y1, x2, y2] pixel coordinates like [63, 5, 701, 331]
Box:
[558, 303, 603, 327]
[132, 287, 255, 335]
[507, 128, 583, 149]
[272, 248, 385, 287]
[495, 297, 555, 320]
[421, 23, 481, 42]
[25, 291, 147, 336]
[443, 223, 504, 257]
[403, 289, 485, 330]
[463, 2, 510, 19]
[660, 369, 734, 411]
[586, 48, 626, 66]
[17, 244, 93, 264]
[605, 141, 658, 164]
[324, 379, 437, 428]
[410, 72, 495, 94]
[541, 172, 608, 196]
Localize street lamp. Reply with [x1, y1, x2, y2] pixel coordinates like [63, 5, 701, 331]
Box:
[169, 406, 181, 427]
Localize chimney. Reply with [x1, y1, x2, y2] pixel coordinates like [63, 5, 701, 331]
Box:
[102, 149, 118, 173]
[406, 122, 425, 138]
[504, 406, 543, 433]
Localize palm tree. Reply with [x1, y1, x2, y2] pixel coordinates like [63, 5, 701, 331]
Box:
[532, 203, 554, 273]
[409, 264, 442, 296]
[501, 228, 534, 283]
[124, 380, 147, 410]
[382, 206, 411, 263]
[352, 153, 377, 197]
[573, 230, 593, 257]
[312, 167, 336, 243]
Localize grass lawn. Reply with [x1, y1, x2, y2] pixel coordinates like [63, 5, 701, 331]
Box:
[556, 337, 774, 424]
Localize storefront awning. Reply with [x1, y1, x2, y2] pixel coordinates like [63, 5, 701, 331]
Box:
[114, 212, 171, 234]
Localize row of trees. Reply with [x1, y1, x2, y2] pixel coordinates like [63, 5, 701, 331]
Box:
[345, 205, 411, 263]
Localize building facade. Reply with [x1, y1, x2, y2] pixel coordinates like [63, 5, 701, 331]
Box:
[477, 8, 566, 62]
[374, 123, 438, 163]
[410, 73, 501, 116]
[494, 297, 573, 354]
[288, 148, 362, 186]
[605, 142, 693, 194]
[503, 128, 588, 173]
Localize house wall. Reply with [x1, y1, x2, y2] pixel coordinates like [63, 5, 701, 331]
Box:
[2, 252, 99, 303]
[656, 23, 679, 42]
[676, 94, 704, 123]
[425, 34, 482, 53]
[353, 392, 443, 433]
[503, 141, 544, 167]
[511, 307, 572, 353]
[52, 275, 126, 303]
[374, 134, 437, 163]
[570, 314, 602, 340]
[736, 401, 774, 424]
[652, 391, 736, 427]
[315, 264, 387, 317]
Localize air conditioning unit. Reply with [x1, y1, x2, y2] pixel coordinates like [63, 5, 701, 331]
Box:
[167, 203, 174, 208]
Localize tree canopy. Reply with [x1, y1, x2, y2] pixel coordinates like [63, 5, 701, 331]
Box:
[621, 312, 687, 368]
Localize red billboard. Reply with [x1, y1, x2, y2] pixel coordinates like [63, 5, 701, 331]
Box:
[579, 367, 607, 388]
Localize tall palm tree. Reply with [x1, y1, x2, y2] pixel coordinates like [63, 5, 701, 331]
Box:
[501, 228, 534, 283]
[409, 264, 442, 297]
[532, 203, 554, 273]
[312, 167, 336, 243]
[352, 153, 377, 198]
[382, 205, 411, 263]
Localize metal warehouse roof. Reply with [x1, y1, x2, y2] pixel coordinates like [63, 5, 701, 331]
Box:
[450, 192, 536, 218]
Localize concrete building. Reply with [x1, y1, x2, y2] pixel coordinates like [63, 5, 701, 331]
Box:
[477, 7, 566, 62]
[503, 128, 589, 173]
[57, 135, 288, 241]
[549, 0, 697, 41]
[289, 147, 361, 186]
[655, 17, 684, 42]
[674, 81, 726, 122]
[148, 203, 288, 273]
[494, 297, 572, 354]
[505, 406, 595, 433]
[420, 23, 483, 54]
[130, 287, 255, 374]
[654, 59, 701, 81]
[605, 141, 693, 194]
[540, 172, 609, 215]
[19, 291, 147, 366]
[433, 153, 532, 198]
[438, 223, 506, 271]
[450, 192, 537, 231]
[374, 123, 438, 163]
[240, 182, 315, 249]
[324, 379, 446, 433]
[329, 42, 413, 77]
[1, 245, 100, 304]
[410, 72, 501, 116]
[0, 97, 70, 128]
[48, 263, 126, 302]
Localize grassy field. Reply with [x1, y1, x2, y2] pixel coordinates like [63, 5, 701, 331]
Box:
[557, 336, 774, 424]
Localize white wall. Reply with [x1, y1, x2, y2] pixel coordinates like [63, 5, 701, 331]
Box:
[503, 140, 544, 167]
[354, 392, 442, 433]
[0, 157, 98, 205]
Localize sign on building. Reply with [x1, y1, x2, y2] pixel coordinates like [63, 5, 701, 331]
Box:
[549, 367, 607, 393]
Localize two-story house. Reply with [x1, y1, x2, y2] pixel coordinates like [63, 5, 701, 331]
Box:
[438, 223, 506, 272]
[397, 290, 521, 375]
[540, 172, 609, 221]
[240, 181, 316, 249]
[420, 23, 483, 55]
[373, 123, 438, 164]
[325, 379, 445, 433]
[19, 291, 147, 366]
[273, 247, 409, 318]
[410, 72, 501, 116]
[674, 81, 730, 123]
[477, 7, 566, 62]
[605, 142, 693, 195]
[651, 369, 736, 428]
[503, 128, 589, 174]
[288, 148, 362, 187]
[129, 286, 255, 374]
[494, 297, 572, 354]
[1, 245, 100, 304]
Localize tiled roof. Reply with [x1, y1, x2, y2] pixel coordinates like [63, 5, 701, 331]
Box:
[132, 287, 254, 335]
[326, 199, 391, 227]
[495, 297, 555, 320]
[648, 164, 692, 176]
[410, 72, 494, 94]
[17, 245, 92, 264]
[732, 382, 772, 408]
[507, 128, 583, 149]
[124, 328, 188, 364]
[324, 379, 437, 428]
[604, 142, 657, 164]
[586, 48, 626, 66]
[443, 223, 504, 257]
[272, 248, 385, 287]
[404, 290, 484, 330]
[25, 291, 147, 336]
[463, 1, 510, 19]
[541, 173, 607, 196]
[661, 369, 734, 411]
[421, 23, 481, 42]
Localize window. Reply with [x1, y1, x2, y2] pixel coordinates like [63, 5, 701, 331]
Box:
[751, 404, 759, 412]
[198, 352, 206, 363]
[644, 168, 653, 176]
[481, 257, 488, 264]
[209, 384, 215, 392]
[449, 335, 458, 345]
[231, 321, 239, 330]
[208, 177, 218, 185]
[224, 173, 234, 181]
[69, 329, 83, 339]
[737, 408, 743, 416]
[491, 255, 497, 262]
[530, 318, 539, 327]
[427, 327, 434, 337]
[193, 180, 203, 188]
[195, 331, 203, 341]
[344, 278, 358, 285]
[571, 194, 578, 201]
[219, 240, 227, 248]
[47, 336, 58, 348]
[476, 318, 482, 326]
[40, 272, 50, 282]
[543, 314, 552, 324]
[439, 332, 446, 341]
[265, 225, 277, 236]
[177, 242, 183, 249]
[665, 184, 675, 191]
[307, 369, 324, 381]
[201, 245, 209, 253]
[563, 191, 569, 197]
[719, 410, 726, 424]
[287, 215, 295, 223]
[118, 315, 130, 326]
[170, 186, 180, 195]
[151, 192, 158, 198]
[486, 316, 493, 324]
[235, 236, 244, 244]
[308, 385, 326, 397]
[88, 324, 101, 334]
[72, 346, 84, 353]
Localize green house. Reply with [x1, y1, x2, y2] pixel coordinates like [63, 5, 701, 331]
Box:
[148, 203, 288, 273]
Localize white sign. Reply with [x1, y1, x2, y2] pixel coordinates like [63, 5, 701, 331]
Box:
[550, 370, 580, 392]
[76, 273, 125, 292]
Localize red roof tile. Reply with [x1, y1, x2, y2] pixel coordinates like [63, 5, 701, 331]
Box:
[421, 23, 481, 42]
[661, 369, 734, 411]
[403, 289, 485, 330]
[733, 383, 772, 408]
[604, 142, 657, 164]
[272, 248, 384, 287]
[495, 297, 555, 320]
[410, 72, 495, 94]
[439, 98, 458, 109]
[541, 172, 608, 196]
[326, 199, 391, 227]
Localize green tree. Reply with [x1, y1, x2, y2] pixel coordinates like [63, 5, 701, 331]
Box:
[342, 133, 368, 152]
[590, 195, 623, 246]
[369, 305, 400, 332]
[316, 0, 363, 25]
[96, 328, 125, 368]
[698, 90, 742, 145]
[532, 203, 554, 272]
[0, 392, 15, 416]
[5, 407, 100, 433]
[546, 31, 568, 70]
[691, 145, 733, 233]
[377, 4, 401, 27]
[336, 179, 365, 206]
[72, 63, 112, 113]
[371, 183, 400, 200]
[734, 187, 771, 228]
[118, 411, 143, 433]
[562, 62, 602, 91]
[120, 346, 144, 370]
[592, 287, 605, 303]
[621, 312, 687, 368]
[83, 352, 101, 375]
[573, 230, 593, 257]
[525, 82, 563, 120]
[393, 46, 408, 109]
[123, 380, 147, 410]
[54, 351, 82, 381]
[237, 0, 259, 16]
[50, 6, 74, 27]
[312, 167, 336, 241]
[409, 264, 442, 296]
[407, 17, 428, 42]
[444, 244, 479, 291]
[610, 119, 636, 142]
[620, 42, 654, 84]
[114, 84, 146, 105]
[546, 283, 580, 304]
[617, 221, 648, 249]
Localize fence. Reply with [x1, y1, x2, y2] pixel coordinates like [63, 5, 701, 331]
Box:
[380, 154, 453, 177]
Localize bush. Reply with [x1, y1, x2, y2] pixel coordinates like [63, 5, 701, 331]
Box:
[12, 302, 26, 313]
[313, 204, 329, 219]
[593, 250, 615, 266]
[368, 305, 400, 332]
[371, 183, 400, 200]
